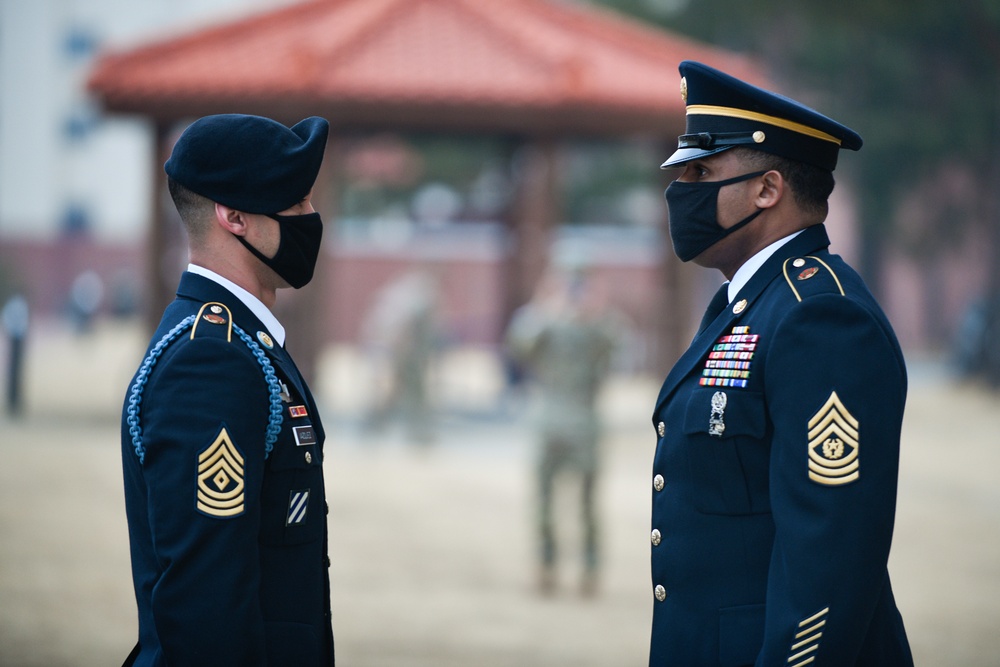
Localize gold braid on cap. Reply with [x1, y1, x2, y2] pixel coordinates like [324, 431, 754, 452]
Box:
[687, 105, 842, 145]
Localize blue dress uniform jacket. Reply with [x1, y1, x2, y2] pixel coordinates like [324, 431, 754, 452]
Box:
[649, 225, 912, 667]
[121, 272, 334, 666]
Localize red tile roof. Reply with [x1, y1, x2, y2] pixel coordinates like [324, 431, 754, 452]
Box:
[88, 0, 766, 136]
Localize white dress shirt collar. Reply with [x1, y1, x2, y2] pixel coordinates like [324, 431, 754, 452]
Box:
[187, 264, 286, 347]
[727, 230, 804, 303]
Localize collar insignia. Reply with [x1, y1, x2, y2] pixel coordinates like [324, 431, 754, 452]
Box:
[257, 331, 274, 349]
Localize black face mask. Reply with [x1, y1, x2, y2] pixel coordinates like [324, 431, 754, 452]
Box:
[236, 211, 323, 289]
[664, 171, 766, 262]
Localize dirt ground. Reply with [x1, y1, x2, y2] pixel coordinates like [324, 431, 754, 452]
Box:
[0, 320, 998, 666]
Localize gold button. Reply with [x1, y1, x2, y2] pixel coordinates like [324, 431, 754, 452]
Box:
[653, 474, 665, 492]
[654, 584, 667, 602]
[793, 258, 806, 268]
[752, 130, 766, 143]
[651, 529, 662, 546]
[305, 451, 312, 464]
[657, 421, 665, 438]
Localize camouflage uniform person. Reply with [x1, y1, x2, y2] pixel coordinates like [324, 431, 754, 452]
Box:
[506, 268, 618, 595]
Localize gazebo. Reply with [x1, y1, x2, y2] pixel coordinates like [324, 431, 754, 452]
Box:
[87, 0, 764, 376]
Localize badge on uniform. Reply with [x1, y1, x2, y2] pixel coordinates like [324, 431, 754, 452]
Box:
[196, 427, 245, 518]
[190, 302, 233, 342]
[257, 330, 275, 349]
[807, 391, 860, 486]
[701, 326, 757, 388]
[289, 405, 308, 418]
[293, 425, 318, 447]
[708, 391, 727, 437]
[202, 305, 227, 325]
[286, 489, 310, 526]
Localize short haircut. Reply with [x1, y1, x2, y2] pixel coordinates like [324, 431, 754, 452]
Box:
[732, 147, 834, 219]
[167, 177, 214, 241]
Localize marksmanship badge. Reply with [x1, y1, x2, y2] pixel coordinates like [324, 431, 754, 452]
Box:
[196, 427, 246, 517]
[807, 391, 859, 486]
[708, 391, 727, 437]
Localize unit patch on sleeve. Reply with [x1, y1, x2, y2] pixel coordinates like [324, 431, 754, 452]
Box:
[196, 427, 246, 518]
[701, 326, 756, 388]
[286, 489, 310, 526]
[807, 391, 859, 486]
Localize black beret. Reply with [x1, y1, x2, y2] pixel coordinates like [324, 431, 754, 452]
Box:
[661, 61, 862, 171]
[164, 114, 329, 214]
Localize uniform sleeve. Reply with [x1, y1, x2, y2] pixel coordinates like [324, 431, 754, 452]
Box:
[139, 337, 269, 665]
[758, 295, 906, 666]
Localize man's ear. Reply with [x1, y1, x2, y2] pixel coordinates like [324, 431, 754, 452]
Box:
[214, 203, 248, 236]
[754, 170, 784, 210]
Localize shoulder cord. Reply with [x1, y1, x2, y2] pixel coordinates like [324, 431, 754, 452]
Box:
[126, 317, 283, 464]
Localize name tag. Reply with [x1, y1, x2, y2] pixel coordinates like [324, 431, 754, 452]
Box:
[293, 425, 318, 447]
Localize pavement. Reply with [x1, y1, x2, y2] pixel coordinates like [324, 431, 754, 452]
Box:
[1, 319, 999, 666]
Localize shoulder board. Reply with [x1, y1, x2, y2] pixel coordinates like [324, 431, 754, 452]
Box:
[189, 302, 234, 342]
[782, 256, 845, 302]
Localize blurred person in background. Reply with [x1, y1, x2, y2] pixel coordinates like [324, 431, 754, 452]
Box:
[648, 62, 912, 666]
[361, 268, 442, 445]
[506, 260, 620, 596]
[120, 114, 335, 666]
[68, 269, 104, 333]
[2, 293, 29, 417]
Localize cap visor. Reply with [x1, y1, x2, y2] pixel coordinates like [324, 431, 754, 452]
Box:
[660, 145, 733, 169]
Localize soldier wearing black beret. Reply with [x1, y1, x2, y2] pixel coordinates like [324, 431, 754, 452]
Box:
[120, 114, 335, 666]
[648, 62, 913, 666]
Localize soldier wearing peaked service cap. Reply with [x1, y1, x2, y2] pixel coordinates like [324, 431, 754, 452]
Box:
[120, 114, 335, 666]
[648, 62, 913, 666]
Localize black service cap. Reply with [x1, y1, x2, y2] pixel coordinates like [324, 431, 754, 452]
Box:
[661, 61, 862, 171]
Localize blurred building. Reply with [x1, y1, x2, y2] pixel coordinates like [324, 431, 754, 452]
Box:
[3, 0, 957, 378]
[0, 0, 294, 315]
[0, 0, 294, 243]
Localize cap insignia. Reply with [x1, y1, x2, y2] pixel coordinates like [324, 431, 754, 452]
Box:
[680, 76, 688, 103]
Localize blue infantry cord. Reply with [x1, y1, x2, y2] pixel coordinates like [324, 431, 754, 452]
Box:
[126, 317, 283, 464]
